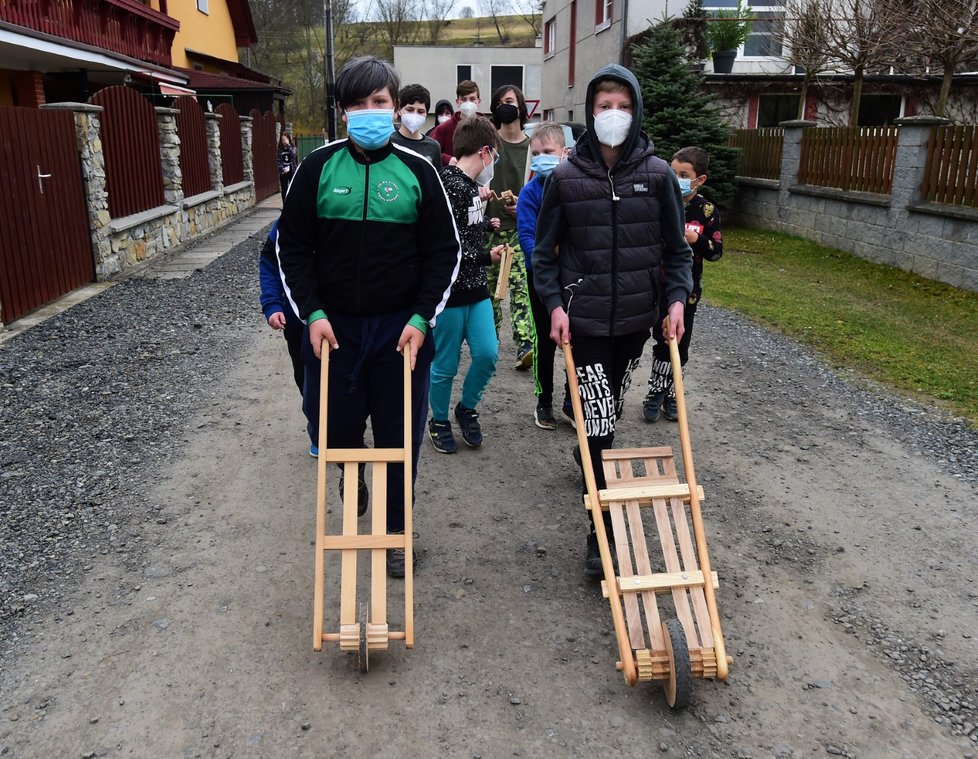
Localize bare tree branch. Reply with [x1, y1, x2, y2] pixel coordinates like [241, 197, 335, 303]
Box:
[480, 0, 511, 43]
[511, 0, 542, 36]
[421, 0, 458, 44]
[819, 0, 908, 125]
[899, 0, 978, 116]
[783, 0, 834, 118]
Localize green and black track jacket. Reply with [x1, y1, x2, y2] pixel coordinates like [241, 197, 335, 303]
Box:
[276, 139, 462, 326]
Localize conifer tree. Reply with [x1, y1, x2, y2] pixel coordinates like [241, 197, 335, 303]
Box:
[632, 22, 739, 206]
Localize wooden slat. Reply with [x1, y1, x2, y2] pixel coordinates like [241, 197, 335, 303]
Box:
[661, 454, 710, 651]
[321, 534, 406, 550]
[322, 448, 407, 463]
[615, 570, 719, 593]
[619, 458, 666, 653]
[651, 496, 698, 650]
[602, 459, 646, 650]
[599, 483, 706, 504]
[370, 463, 388, 628]
[338, 460, 359, 626]
[601, 446, 673, 461]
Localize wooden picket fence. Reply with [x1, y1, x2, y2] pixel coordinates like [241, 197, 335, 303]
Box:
[728, 128, 783, 180]
[88, 86, 165, 218]
[173, 96, 210, 198]
[216, 103, 244, 186]
[921, 125, 978, 208]
[798, 126, 899, 195]
[250, 109, 278, 201]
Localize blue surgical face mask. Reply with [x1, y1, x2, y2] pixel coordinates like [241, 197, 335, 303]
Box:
[677, 177, 694, 196]
[346, 108, 395, 150]
[531, 154, 561, 178]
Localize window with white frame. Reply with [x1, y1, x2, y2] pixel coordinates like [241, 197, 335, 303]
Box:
[744, 8, 785, 57]
[545, 17, 556, 56]
[704, 2, 784, 58]
[595, 0, 612, 30]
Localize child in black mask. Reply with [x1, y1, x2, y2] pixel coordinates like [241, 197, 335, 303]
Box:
[485, 85, 536, 373]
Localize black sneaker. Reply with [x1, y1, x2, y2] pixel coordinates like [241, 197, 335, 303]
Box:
[428, 419, 457, 454]
[662, 394, 679, 422]
[338, 463, 369, 516]
[584, 532, 619, 579]
[585, 533, 603, 577]
[454, 403, 483, 448]
[386, 532, 418, 578]
[515, 343, 533, 371]
[643, 390, 665, 422]
[534, 404, 557, 430]
[561, 399, 577, 429]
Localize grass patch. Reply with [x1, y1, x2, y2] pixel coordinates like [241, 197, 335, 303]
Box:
[705, 228, 978, 424]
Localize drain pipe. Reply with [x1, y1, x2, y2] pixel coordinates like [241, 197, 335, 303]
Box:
[618, 0, 630, 65]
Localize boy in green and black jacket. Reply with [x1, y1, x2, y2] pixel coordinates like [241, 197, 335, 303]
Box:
[276, 56, 461, 577]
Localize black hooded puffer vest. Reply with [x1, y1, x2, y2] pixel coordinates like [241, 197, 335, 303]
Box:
[552, 142, 675, 338]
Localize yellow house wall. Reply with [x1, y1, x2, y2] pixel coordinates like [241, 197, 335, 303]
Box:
[167, 0, 240, 69]
[0, 73, 13, 106]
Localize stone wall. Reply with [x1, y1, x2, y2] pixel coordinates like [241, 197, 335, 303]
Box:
[40, 101, 257, 281]
[730, 117, 978, 292]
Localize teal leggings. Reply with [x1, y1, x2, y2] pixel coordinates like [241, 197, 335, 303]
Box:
[429, 298, 499, 420]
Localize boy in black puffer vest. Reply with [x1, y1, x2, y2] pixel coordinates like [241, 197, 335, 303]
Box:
[533, 64, 693, 578]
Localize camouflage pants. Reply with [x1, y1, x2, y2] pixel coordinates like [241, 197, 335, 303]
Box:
[486, 228, 535, 351]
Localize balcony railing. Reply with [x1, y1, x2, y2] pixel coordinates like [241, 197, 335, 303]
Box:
[0, 0, 179, 68]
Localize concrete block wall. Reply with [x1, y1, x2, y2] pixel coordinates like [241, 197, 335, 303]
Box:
[729, 117, 978, 293]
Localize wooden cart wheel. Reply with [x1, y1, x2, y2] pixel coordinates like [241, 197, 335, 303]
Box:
[662, 619, 692, 709]
[357, 603, 369, 673]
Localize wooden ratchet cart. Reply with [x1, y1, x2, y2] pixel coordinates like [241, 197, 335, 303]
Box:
[312, 341, 415, 672]
[563, 338, 731, 707]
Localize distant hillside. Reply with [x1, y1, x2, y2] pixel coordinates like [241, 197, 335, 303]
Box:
[249, 13, 541, 131]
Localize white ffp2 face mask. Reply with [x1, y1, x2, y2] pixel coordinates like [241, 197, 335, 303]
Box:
[400, 111, 426, 134]
[459, 101, 479, 119]
[593, 109, 632, 148]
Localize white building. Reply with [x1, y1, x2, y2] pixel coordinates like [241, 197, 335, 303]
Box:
[540, 0, 790, 121]
[393, 43, 545, 130]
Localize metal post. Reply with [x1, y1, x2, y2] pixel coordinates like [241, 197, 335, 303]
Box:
[324, 0, 337, 141]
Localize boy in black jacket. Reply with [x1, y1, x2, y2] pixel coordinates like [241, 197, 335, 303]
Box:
[533, 65, 693, 577]
[644, 146, 723, 422]
[276, 56, 462, 577]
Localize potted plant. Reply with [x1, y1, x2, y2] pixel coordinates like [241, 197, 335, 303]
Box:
[706, 3, 753, 73]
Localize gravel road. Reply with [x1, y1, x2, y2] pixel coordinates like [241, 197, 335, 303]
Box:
[1, 225, 976, 758]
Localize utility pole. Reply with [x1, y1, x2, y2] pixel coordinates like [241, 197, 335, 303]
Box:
[324, 0, 337, 140]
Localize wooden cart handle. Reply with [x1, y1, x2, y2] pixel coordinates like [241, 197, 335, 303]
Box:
[668, 336, 729, 681]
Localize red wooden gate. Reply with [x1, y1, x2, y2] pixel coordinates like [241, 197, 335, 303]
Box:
[250, 109, 278, 201]
[0, 107, 93, 323]
[173, 96, 210, 198]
